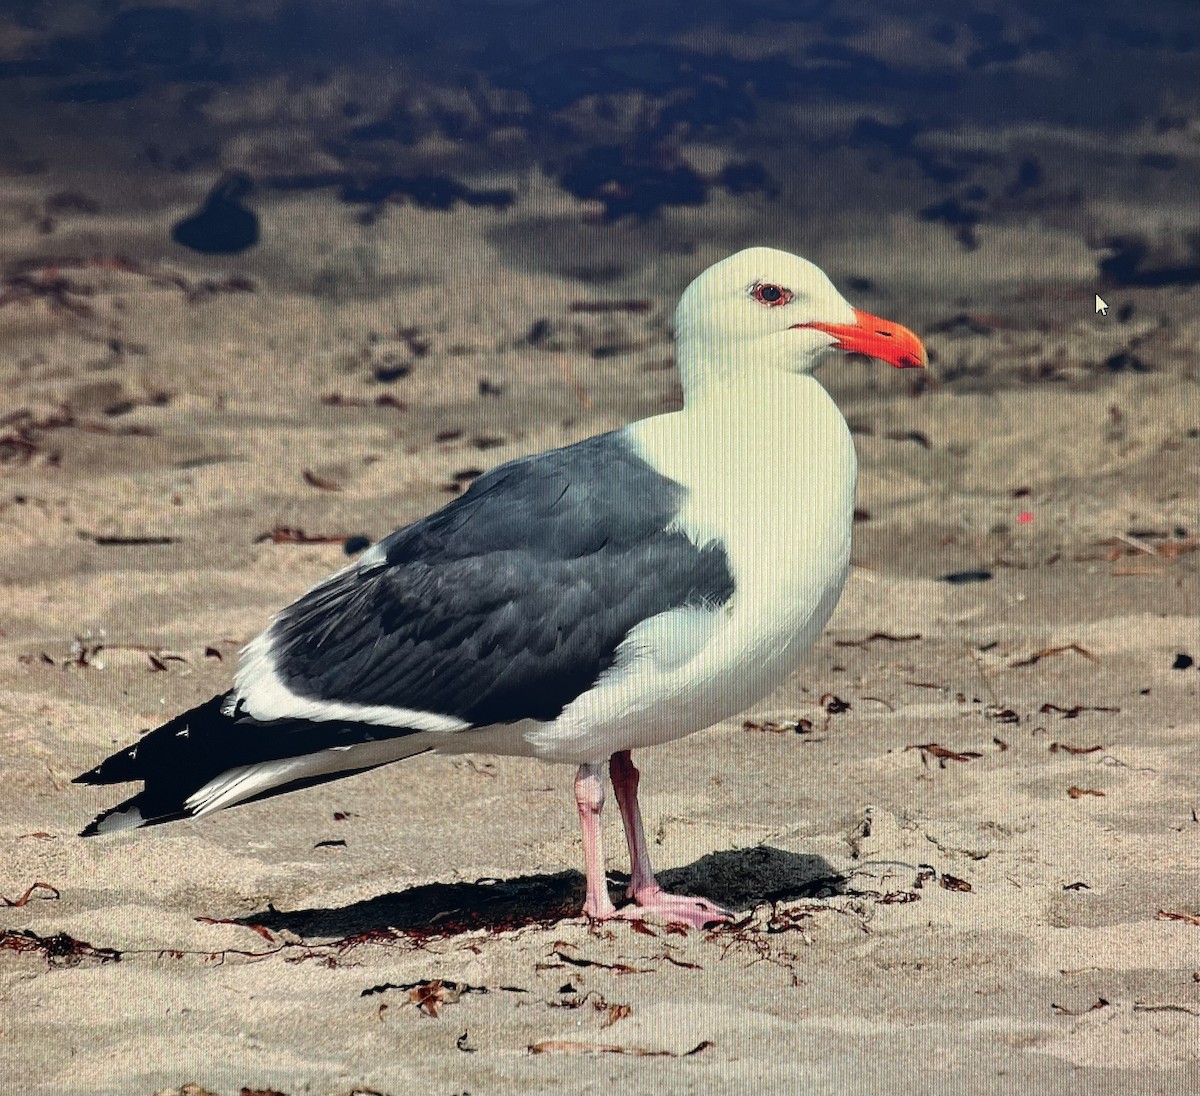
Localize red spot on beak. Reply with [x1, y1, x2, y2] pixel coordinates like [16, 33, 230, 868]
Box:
[793, 309, 928, 369]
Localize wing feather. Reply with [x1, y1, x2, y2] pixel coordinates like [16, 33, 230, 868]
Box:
[255, 430, 735, 728]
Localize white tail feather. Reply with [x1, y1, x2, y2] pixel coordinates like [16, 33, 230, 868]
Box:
[184, 736, 432, 817]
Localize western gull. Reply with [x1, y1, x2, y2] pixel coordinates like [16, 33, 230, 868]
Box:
[76, 246, 927, 928]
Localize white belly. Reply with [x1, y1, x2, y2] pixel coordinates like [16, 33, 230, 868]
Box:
[526, 372, 857, 764]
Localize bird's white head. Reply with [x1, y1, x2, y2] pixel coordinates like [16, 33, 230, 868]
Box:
[673, 246, 927, 396]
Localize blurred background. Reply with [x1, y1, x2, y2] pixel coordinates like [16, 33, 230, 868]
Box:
[0, 0, 1196, 599]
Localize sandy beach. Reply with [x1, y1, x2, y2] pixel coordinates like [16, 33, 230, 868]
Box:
[1, 2, 1198, 1093]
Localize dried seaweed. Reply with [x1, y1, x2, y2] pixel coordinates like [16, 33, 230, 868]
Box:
[529, 1038, 710, 1057]
[742, 717, 814, 735]
[302, 469, 343, 491]
[550, 988, 633, 1026]
[1, 882, 60, 907]
[1010, 644, 1098, 667]
[1041, 703, 1119, 719]
[834, 632, 921, 648]
[877, 890, 921, 905]
[0, 878, 60, 907]
[1096, 534, 1197, 562]
[1156, 910, 1200, 926]
[194, 916, 275, 943]
[254, 526, 352, 545]
[319, 392, 406, 410]
[360, 979, 516, 1017]
[405, 980, 480, 1017]
[1052, 997, 1109, 1016]
[0, 928, 121, 966]
[0, 270, 96, 318]
[907, 742, 983, 768]
[543, 947, 650, 975]
[147, 651, 188, 672]
[984, 706, 1020, 724]
[1, 401, 163, 466]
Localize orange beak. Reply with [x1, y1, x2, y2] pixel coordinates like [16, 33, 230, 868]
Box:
[793, 309, 928, 369]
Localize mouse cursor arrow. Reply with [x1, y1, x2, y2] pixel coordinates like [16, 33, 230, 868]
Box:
[1095, 295, 1109, 316]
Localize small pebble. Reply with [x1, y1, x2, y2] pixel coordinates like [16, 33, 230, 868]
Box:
[942, 570, 993, 585]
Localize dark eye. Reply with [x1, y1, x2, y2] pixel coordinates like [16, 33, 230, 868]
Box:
[752, 283, 792, 306]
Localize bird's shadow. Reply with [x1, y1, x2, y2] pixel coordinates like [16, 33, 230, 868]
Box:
[242, 845, 844, 940]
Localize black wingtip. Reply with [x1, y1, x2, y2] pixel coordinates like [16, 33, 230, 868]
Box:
[73, 747, 140, 786]
[73, 693, 231, 787]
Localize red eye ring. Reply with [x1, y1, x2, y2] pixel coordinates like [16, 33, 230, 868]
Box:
[752, 282, 792, 307]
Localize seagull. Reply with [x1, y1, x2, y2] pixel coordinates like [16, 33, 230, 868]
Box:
[76, 247, 927, 928]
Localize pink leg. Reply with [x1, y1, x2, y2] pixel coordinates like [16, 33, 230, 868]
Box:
[609, 750, 659, 897]
[574, 763, 617, 919]
[608, 751, 731, 929]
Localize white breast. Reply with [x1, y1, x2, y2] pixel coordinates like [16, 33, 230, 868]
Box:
[528, 372, 857, 763]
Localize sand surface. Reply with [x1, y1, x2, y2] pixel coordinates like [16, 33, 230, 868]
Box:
[1, 3, 1198, 1094]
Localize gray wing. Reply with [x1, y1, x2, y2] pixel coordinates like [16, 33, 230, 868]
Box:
[262, 429, 734, 727]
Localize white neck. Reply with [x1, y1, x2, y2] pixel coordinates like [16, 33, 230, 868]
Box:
[622, 366, 859, 728]
[676, 334, 809, 400]
[629, 369, 857, 552]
